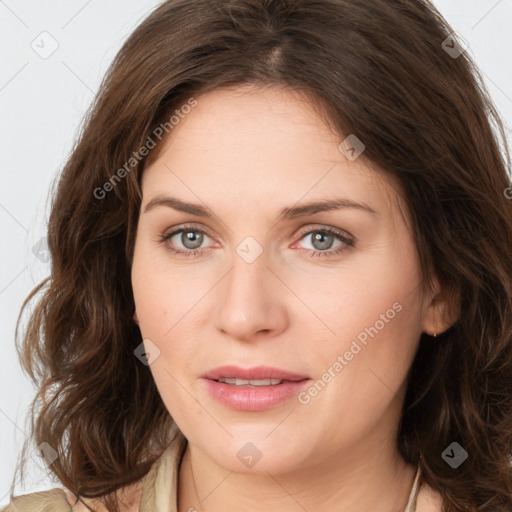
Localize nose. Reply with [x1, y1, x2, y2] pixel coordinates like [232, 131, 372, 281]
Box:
[213, 244, 289, 342]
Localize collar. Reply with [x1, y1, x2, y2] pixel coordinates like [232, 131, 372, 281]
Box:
[138, 428, 188, 512]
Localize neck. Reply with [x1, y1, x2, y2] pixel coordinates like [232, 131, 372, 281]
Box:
[177, 429, 417, 512]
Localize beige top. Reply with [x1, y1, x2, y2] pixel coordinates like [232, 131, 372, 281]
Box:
[1, 429, 188, 512]
[1, 430, 422, 512]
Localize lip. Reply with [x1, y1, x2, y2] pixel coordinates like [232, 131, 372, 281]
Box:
[201, 365, 310, 381]
[201, 365, 312, 412]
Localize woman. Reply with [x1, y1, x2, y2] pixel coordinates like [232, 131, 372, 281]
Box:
[3, 0, 512, 511]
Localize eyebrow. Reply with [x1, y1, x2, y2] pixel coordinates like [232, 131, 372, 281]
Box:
[143, 195, 378, 220]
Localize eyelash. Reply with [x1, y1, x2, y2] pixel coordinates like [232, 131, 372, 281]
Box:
[157, 224, 355, 259]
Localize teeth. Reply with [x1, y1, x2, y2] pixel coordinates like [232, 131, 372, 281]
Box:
[217, 378, 283, 386]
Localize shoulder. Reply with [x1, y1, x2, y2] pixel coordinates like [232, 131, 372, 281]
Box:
[2, 432, 185, 512]
[416, 480, 445, 512]
[1, 487, 71, 511]
[0, 484, 141, 512]
[65, 479, 144, 512]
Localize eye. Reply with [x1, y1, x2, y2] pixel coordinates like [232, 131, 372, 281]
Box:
[294, 227, 354, 257]
[158, 224, 215, 257]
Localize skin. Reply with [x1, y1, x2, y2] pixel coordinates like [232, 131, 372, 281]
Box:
[128, 84, 453, 512]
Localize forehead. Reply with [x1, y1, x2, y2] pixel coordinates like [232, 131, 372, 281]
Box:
[141, 85, 405, 222]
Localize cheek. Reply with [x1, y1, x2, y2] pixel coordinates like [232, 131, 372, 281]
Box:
[287, 247, 421, 345]
[145, 357, 201, 437]
[131, 250, 199, 423]
[130, 239, 210, 380]
[303, 283, 419, 395]
[294, 247, 423, 404]
[297, 300, 422, 447]
[131, 235, 189, 336]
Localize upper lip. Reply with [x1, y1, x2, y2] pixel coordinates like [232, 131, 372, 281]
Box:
[202, 365, 310, 382]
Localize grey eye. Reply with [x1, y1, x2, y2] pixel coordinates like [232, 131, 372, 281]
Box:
[309, 231, 336, 251]
[180, 230, 204, 249]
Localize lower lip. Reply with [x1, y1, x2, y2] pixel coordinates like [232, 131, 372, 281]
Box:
[202, 378, 312, 411]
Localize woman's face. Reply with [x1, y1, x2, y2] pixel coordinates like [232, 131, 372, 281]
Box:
[131, 85, 439, 474]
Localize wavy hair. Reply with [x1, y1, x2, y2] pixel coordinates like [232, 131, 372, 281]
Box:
[10, 0, 512, 511]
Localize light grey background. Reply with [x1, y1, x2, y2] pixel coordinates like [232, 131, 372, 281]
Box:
[1, 0, 511, 505]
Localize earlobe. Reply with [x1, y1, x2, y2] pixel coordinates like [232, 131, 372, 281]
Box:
[133, 310, 139, 325]
[422, 283, 460, 338]
[422, 305, 443, 338]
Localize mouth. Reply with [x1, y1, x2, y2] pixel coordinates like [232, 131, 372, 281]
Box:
[201, 365, 312, 411]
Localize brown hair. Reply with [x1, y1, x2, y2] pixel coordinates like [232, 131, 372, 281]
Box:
[10, 0, 512, 511]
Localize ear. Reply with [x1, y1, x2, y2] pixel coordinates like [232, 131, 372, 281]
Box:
[133, 310, 139, 325]
[421, 274, 459, 336]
